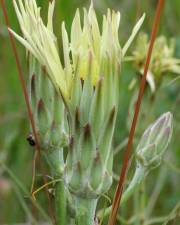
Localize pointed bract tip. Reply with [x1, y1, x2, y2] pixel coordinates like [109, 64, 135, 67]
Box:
[84, 123, 91, 138]
[69, 136, 74, 150]
[41, 65, 47, 74]
[77, 161, 81, 171]
[38, 99, 45, 113]
[165, 112, 173, 123]
[75, 107, 80, 127]
[94, 152, 101, 162]
[109, 106, 116, 122]
[31, 74, 36, 94]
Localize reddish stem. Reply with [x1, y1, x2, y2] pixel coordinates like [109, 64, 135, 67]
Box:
[0, 0, 55, 223]
[108, 1, 165, 225]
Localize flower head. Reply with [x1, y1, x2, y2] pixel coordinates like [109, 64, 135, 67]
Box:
[11, 0, 145, 106]
[130, 33, 180, 92]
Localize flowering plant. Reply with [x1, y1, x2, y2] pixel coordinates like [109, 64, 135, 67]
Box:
[9, 0, 174, 225]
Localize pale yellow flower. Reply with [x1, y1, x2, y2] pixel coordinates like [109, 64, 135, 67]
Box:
[129, 33, 180, 92]
[11, 0, 145, 104]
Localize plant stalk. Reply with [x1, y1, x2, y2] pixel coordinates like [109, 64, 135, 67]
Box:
[74, 196, 97, 225]
[121, 166, 145, 203]
[97, 166, 146, 221]
[55, 180, 67, 225]
[44, 149, 67, 225]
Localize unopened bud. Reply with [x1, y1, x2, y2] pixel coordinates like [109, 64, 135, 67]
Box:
[136, 112, 173, 170]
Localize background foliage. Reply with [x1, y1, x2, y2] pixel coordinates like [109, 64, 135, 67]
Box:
[0, 0, 179, 224]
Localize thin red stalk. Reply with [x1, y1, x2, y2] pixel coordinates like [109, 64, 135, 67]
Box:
[108, 0, 165, 225]
[0, 1, 55, 223]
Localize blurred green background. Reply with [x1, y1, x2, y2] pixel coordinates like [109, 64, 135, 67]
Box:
[0, 0, 179, 224]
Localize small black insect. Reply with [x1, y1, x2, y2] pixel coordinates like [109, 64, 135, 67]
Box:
[27, 133, 36, 146]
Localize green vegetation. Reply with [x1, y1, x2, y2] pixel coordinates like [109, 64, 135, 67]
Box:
[0, 0, 179, 224]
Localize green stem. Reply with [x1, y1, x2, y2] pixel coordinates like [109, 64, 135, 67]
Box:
[133, 188, 140, 225]
[145, 166, 167, 217]
[55, 180, 67, 225]
[121, 166, 145, 203]
[74, 196, 97, 225]
[44, 148, 67, 225]
[139, 181, 146, 224]
[97, 166, 146, 221]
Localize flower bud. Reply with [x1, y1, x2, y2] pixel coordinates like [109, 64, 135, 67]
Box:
[119, 113, 173, 205]
[136, 112, 173, 170]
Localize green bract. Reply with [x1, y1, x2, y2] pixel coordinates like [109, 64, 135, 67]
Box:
[28, 56, 66, 150]
[28, 55, 68, 176]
